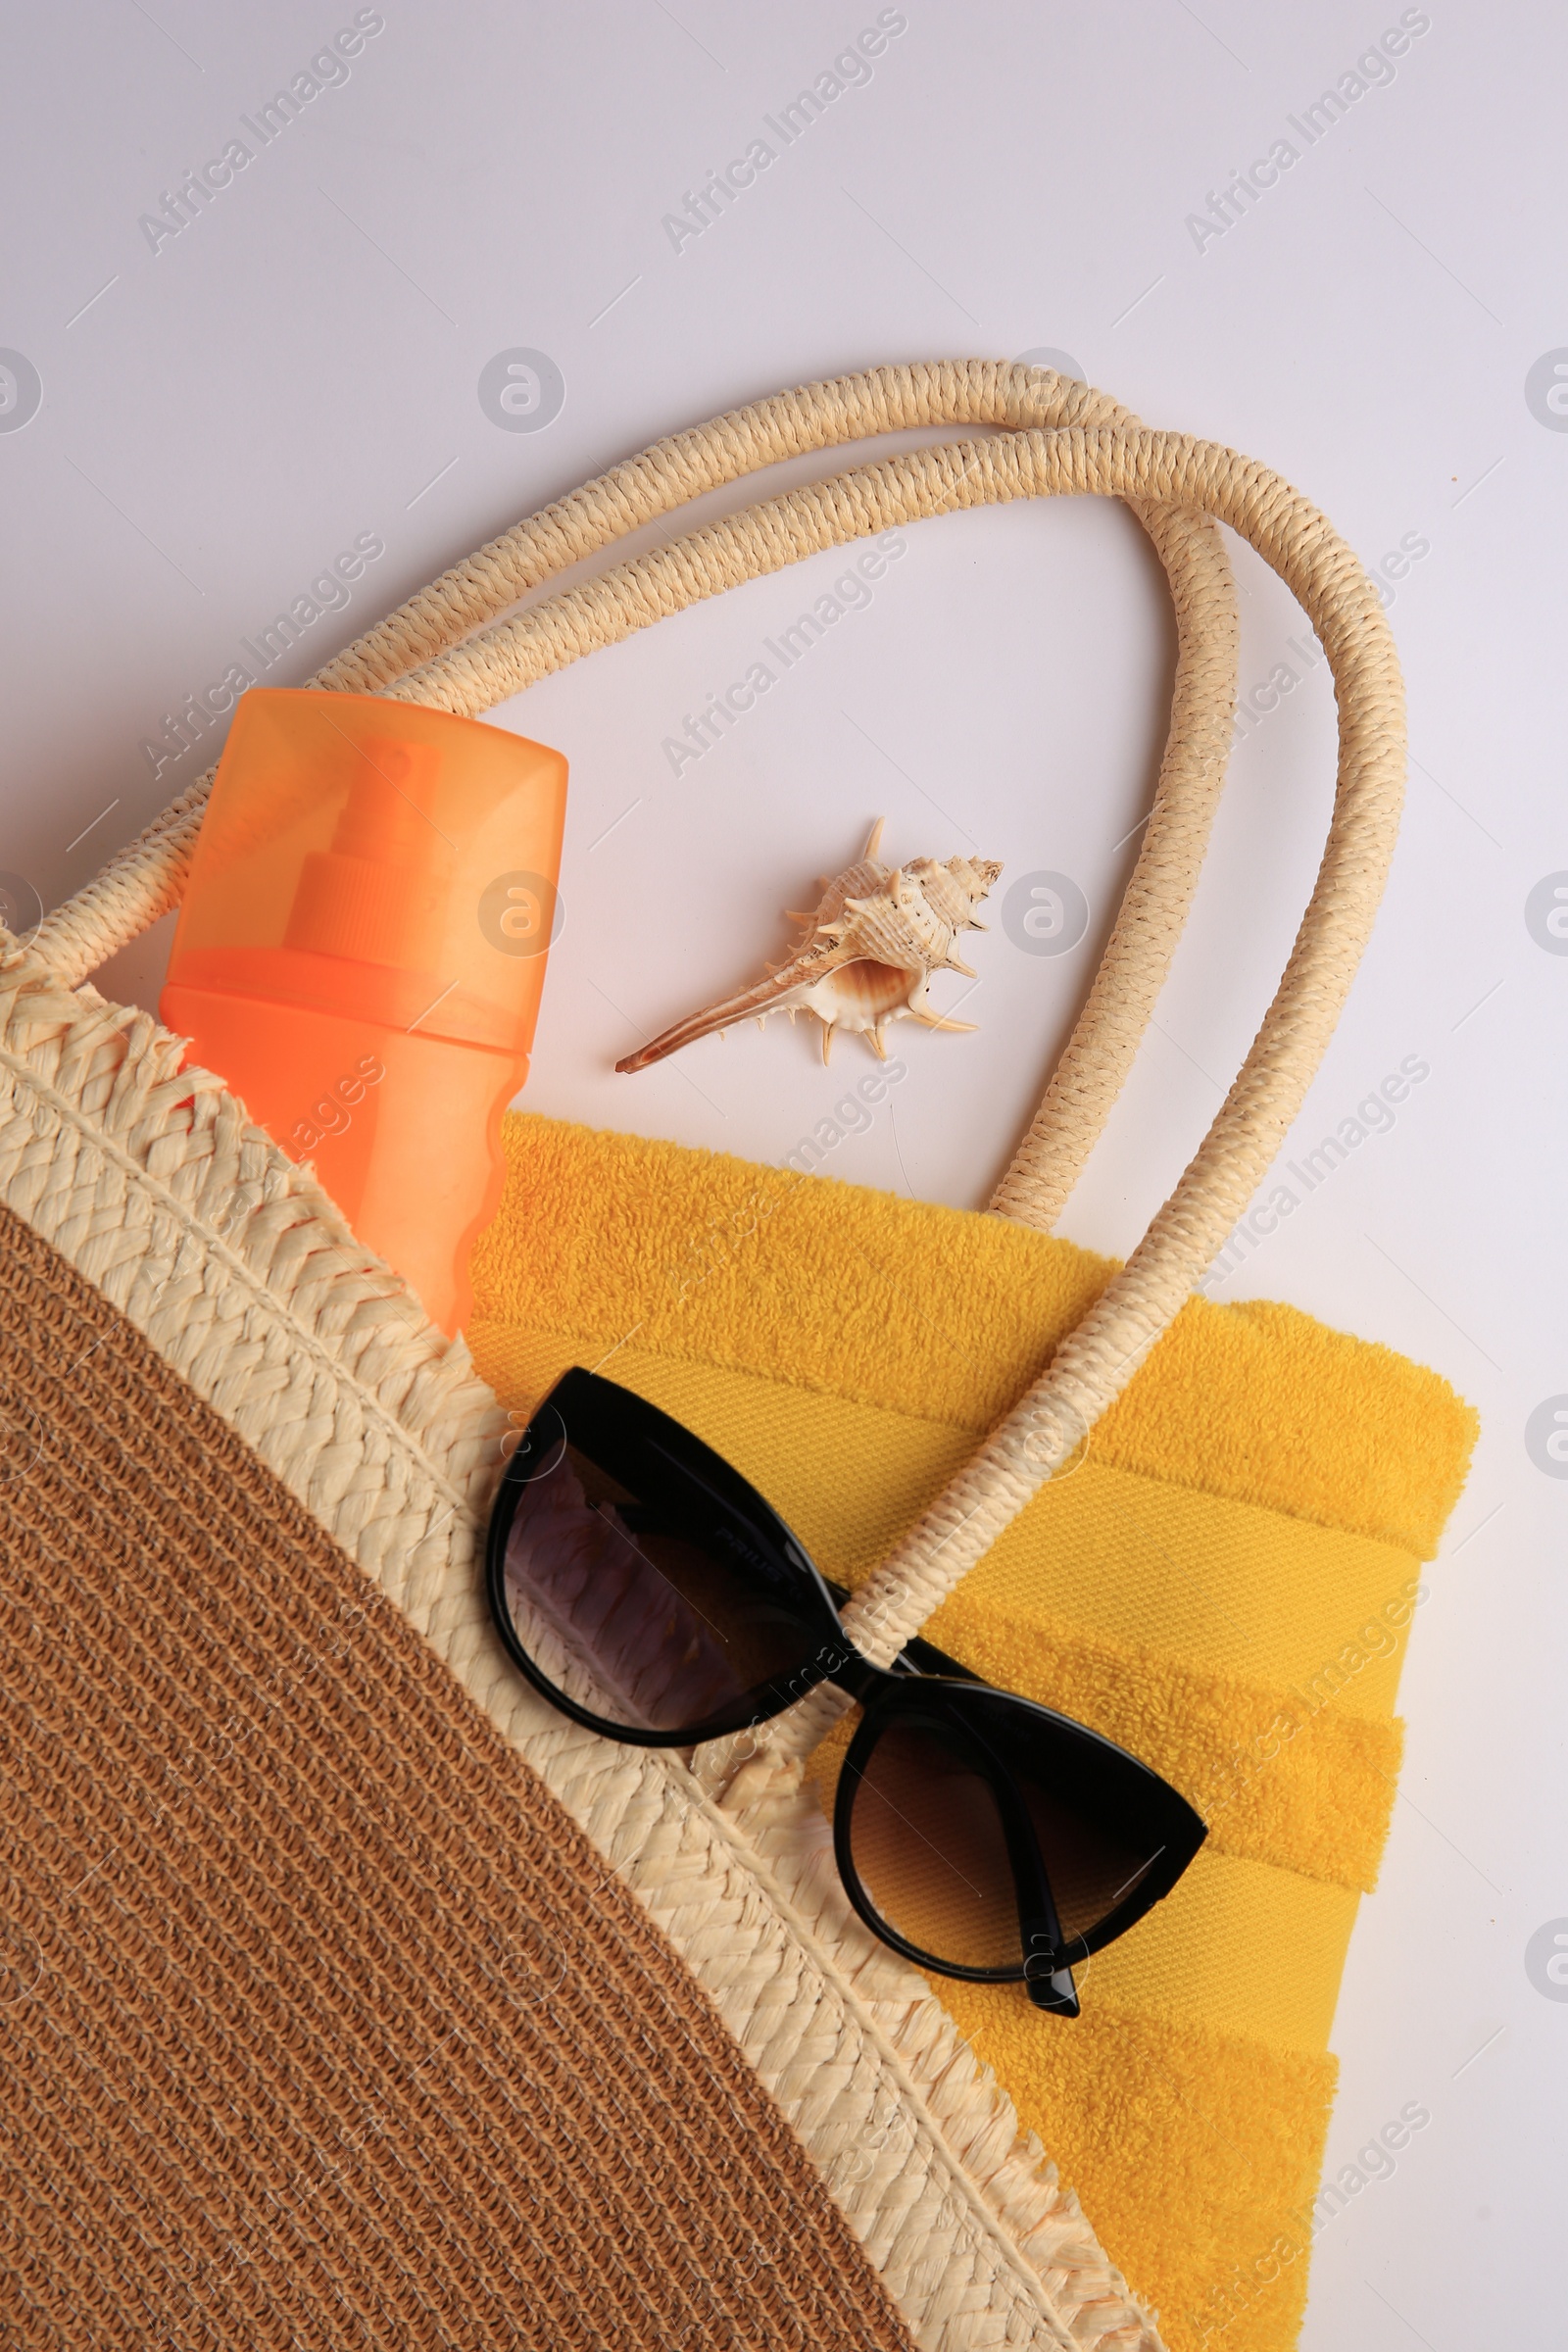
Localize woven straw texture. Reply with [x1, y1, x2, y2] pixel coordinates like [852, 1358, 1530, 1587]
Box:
[0, 1199, 919, 2352]
[2, 362, 1406, 2349]
[0, 949, 1152, 2350]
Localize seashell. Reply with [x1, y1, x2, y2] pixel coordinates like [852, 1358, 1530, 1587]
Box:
[616, 821, 1003, 1072]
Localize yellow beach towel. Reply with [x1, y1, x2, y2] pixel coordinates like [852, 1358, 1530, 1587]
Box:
[470, 1112, 1477, 2352]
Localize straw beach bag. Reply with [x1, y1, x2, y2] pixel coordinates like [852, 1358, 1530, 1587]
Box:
[0, 363, 1466, 2352]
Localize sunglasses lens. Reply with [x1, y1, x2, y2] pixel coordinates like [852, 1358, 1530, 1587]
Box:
[1014, 1768, 1164, 1946]
[497, 1394, 827, 1739]
[842, 1720, 1023, 1970]
[844, 1696, 1185, 1973]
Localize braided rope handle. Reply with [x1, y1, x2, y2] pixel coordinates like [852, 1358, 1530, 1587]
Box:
[34, 367, 1403, 1714]
[33, 363, 1237, 1232]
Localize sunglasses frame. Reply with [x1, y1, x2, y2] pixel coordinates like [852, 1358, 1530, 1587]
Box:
[484, 1369, 1205, 2011]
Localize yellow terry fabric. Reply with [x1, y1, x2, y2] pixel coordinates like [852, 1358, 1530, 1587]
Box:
[470, 1116, 1478, 2352]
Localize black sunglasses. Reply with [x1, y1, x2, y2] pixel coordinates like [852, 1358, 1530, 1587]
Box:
[485, 1369, 1205, 2015]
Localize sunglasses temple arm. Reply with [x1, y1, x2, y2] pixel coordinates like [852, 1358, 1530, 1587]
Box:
[991, 1770, 1080, 2019]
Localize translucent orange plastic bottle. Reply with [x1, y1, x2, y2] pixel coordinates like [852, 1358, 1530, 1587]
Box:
[160, 689, 567, 1335]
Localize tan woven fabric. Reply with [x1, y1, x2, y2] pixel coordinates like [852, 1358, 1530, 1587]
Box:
[0, 941, 1153, 2351]
[0, 1199, 917, 2352]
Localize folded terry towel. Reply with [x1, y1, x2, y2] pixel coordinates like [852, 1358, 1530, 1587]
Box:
[470, 1113, 1477, 2352]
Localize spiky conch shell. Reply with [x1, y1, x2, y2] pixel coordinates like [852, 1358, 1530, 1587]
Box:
[615, 822, 1003, 1072]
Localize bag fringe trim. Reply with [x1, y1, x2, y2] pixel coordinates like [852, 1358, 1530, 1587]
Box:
[0, 940, 1164, 2352]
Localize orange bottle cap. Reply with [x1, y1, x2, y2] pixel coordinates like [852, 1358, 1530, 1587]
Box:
[164, 690, 568, 1053]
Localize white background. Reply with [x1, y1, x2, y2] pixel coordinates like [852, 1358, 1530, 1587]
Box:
[2, 4, 1563, 2343]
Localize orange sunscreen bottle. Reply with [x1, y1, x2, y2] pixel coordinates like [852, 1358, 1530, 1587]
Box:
[160, 688, 567, 1335]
